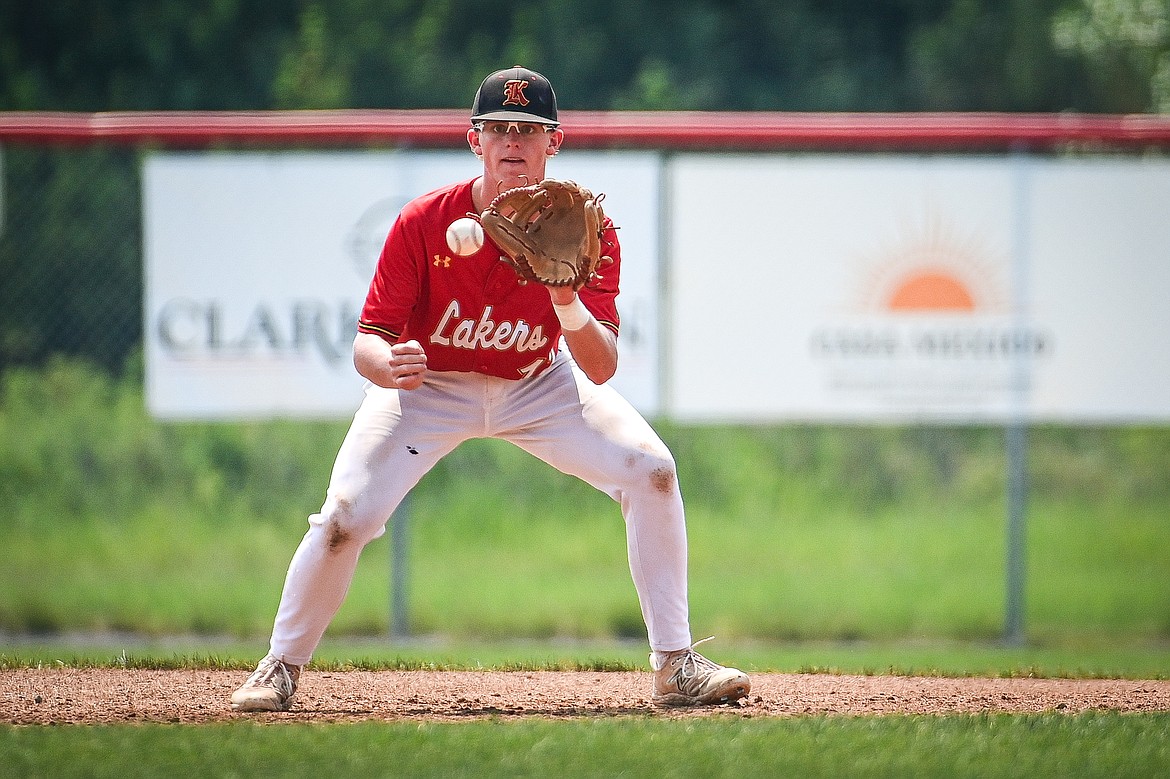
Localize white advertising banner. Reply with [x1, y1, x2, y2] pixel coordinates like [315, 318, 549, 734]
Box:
[143, 151, 661, 419]
[668, 154, 1170, 422]
[145, 150, 1170, 423]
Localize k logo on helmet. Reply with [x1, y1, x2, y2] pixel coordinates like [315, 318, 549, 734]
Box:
[502, 80, 531, 107]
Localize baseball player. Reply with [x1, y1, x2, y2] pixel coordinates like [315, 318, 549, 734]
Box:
[231, 66, 750, 711]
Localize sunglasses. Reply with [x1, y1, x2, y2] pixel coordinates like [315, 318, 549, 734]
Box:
[474, 121, 556, 136]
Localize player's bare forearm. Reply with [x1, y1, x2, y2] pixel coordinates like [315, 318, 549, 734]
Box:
[563, 322, 618, 384]
[547, 287, 617, 384]
[353, 332, 427, 390]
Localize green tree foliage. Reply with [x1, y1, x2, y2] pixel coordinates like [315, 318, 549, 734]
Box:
[908, 0, 1098, 111]
[0, 0, 298, 110]
[3, 0, 1165, 114]
[271, 5, 352, 109]
[1053, 0, 1170, 112]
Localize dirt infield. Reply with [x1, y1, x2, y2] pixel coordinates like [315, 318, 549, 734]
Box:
[4, 669, 1170, 724]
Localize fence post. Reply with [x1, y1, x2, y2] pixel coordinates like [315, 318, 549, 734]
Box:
[390, 493, 411, 639]
[1004, 145, 1032, 646]
[1004, 422, 1028, 645]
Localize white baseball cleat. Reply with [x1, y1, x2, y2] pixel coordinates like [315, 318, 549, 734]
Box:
[230, 654, 301, 712]
[650, 638, 751, 706]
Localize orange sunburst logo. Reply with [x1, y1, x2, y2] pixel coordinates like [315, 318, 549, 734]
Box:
[855, 212, 1007, 315]
[887, 270, 976, 312]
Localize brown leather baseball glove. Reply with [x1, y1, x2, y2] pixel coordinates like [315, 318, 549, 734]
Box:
[479, 178, 611, 289]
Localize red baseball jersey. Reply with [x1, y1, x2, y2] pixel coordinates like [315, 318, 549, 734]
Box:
[358, 178, 621, 380]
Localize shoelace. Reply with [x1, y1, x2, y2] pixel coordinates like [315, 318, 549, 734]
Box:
[248, 656, 296, 693]
[667, 637, 724, 689]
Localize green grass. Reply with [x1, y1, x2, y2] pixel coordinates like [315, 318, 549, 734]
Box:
[1, 359, 1168, 656]
[3, 715, 1169, 778]
[2, 489, 1166, 648]
[4, 636, 1170, 680]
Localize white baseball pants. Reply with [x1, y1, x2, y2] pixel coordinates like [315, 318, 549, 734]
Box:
[268, 352, 692, 665]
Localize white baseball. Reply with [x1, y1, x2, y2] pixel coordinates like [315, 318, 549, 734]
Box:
[445, 217, 485, 256]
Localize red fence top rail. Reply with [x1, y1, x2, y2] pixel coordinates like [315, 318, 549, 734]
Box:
[3, 109, 1170, 151]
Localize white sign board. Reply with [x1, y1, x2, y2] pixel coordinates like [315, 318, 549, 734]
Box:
[143, 151, 661, 419]
[145, 150, 1170, 423]
[668, 154, 1170, 422]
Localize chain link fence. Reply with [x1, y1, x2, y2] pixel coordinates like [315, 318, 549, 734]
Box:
[1, 144, 142, 376]
[3, 117, 1169, 646]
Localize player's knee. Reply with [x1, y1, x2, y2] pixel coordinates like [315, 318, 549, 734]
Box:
[646, 462, 678, 495]
[315, 496, 383, 552]
[624, 445, 679, 496]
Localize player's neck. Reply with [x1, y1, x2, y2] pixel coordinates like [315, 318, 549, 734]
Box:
[473, 175, 514, 211]
[471, 176, 492, 212]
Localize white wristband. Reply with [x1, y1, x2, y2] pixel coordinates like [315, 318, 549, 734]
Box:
[553, 297, 591, 331]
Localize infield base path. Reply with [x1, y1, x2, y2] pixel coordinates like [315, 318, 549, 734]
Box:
[4, 669, 1169, 725]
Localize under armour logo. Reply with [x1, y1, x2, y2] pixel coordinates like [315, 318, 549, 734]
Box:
[502, 79, 530, 107]
[433, 254, 452, 267]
